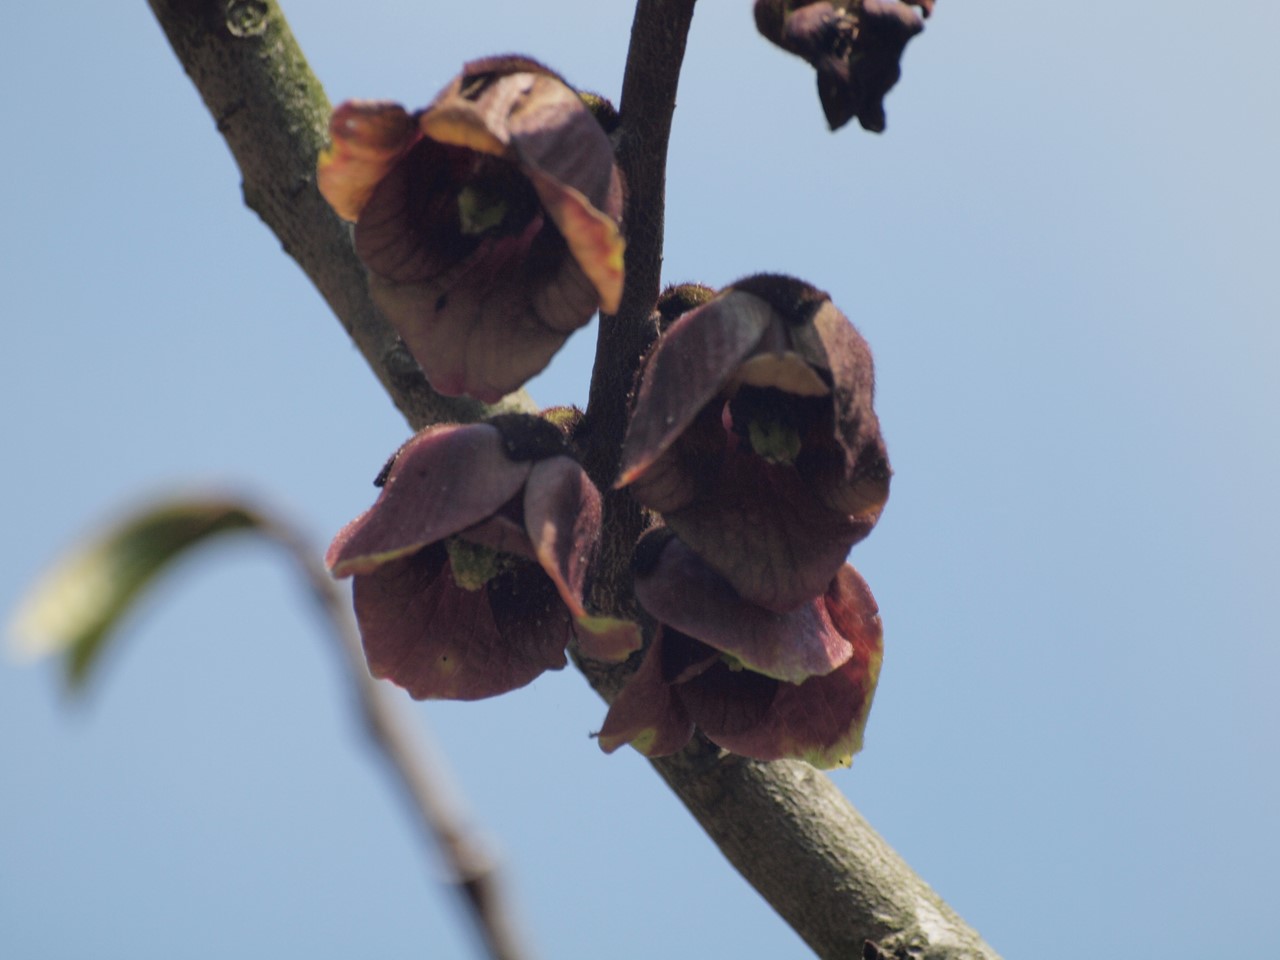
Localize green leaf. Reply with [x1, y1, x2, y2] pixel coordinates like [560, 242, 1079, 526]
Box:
[8, 498, 264, 690]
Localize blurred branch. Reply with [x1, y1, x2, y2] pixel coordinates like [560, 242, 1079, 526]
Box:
[10, 491, 534, 960]
[144, 1, 1000, 958]
[264, 518, 534, 960]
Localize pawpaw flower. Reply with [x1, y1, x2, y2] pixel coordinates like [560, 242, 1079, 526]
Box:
[754, 0, 931, 132]
[616, 275, 890, 613]
[326, 416, 639, 701]
[597, 531, 883, 768]
[318, 55, 625, 402]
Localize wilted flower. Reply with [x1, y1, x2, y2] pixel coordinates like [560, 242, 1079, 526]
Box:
[327, 416, 639, 700]
[754, 0, 932, 132]
[318, 56, 625, 402]
[616, 275, 890, 613]
[597, 530, 883, 768]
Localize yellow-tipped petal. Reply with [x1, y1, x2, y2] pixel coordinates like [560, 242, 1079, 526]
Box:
[318, 100, 418, 221]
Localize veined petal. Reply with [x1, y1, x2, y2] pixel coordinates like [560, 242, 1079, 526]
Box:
[660, 438, 874, 613]
[679, 637, 881, 768]
[318, 100, 419, 221]
[327, 424, 530, 577]
[524, 167, 624, 313]
[634, 535, 853, 683]
[354, 548, 570, 700]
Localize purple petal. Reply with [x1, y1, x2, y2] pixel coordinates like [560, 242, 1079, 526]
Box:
[523, 456, 599, 617]
[327, 424, 529, 576]
[635, 536, 853, 682]
[678, 647, 880, 768]
[652, 431, 874, 613]
[354, 139, 598, 401]
[520, 456, 642, 662]
[597, 628, 695, 757]
[679, 563, 884, 766]
[455, 514, 536, 560]
[617, 291, 775, 488]
[353, 547, 571, 700]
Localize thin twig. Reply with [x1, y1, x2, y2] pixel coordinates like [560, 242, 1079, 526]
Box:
[263, 518, 534, 960]
[144, 1, 1001, 956]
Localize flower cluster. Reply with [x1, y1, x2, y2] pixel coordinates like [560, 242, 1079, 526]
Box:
[327, 415, 638, 700]
[599, 277, 889, 767]
[321, 39, 907, 768]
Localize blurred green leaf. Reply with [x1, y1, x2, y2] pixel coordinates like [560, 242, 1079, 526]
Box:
[8, 497, 265, 689]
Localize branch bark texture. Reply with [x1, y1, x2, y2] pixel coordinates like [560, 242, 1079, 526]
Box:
[145, 1, 1002, 957]
[147, 0, 526, 430]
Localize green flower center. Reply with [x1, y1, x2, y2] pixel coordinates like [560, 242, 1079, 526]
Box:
[457, 185, 510, 236]
[445, 537, 517, 591]
[746, 414, 802, 465]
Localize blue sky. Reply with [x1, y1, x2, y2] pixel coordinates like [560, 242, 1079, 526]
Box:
[3, 2, 1278, 957]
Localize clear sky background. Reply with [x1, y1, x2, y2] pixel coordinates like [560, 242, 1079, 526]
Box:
[3, 2, 1278, 957]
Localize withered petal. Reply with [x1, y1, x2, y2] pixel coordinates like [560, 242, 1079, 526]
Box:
[754, 0, 925, 133]
[327, 424, 530, 576]
[634, 536, 853, 683]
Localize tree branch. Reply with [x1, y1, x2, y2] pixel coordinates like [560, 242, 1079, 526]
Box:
[146, 0, 528, 429]
[145, 1, 1001, 957]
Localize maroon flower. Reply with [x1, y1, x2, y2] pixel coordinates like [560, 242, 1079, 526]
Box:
[327, 416, 639, 700]
[318, 56, 625, 402]
[754, 0, 931, 132]
[598, 531, 883, 768]
[616, 275, 890, 613]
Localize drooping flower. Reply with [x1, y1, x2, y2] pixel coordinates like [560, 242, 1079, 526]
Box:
[597, 531, 883, 768]
[327, 415, 639, 700]
[616, 275, 890, 613]
[318, 56, 625, 402]
[754, 0, 932, 132]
